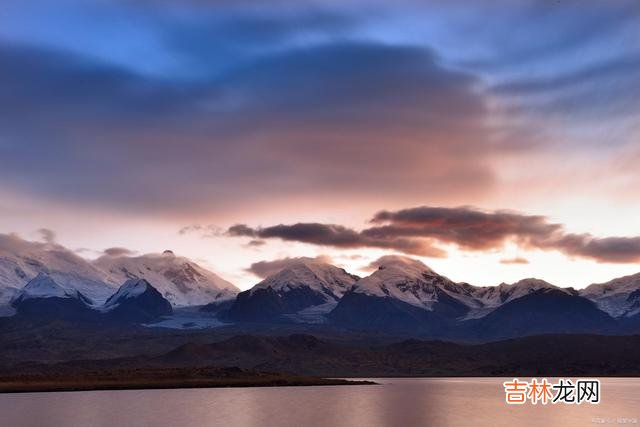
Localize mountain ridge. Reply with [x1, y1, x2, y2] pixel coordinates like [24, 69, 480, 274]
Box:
[2, 237, 640, 340]
[0, 233, 238, 307]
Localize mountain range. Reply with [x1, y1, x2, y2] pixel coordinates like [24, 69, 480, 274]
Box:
[2, 234, 640, 340]
[10, 274, 175, 323]
[225, 256, 640, 339]
[0, 233, 238, 307]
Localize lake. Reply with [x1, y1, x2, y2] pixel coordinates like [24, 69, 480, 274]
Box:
[1, 378, 638, 426]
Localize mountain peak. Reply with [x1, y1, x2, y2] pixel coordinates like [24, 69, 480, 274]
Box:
[253, 258, 358, 297]
[94, 252, 238, 306]
[102, 278, 173, 320]
[582, 272, 640, 296]
[473, 277, 563, 309]
[359, 256, 437, 290]
[229, 258, 359, 322]
[350, 256, 475, 311]
[278, 256, 335, 271]
[372, 255, 434, 274]
[509, 278, 558, 289]
[580, 272, 640, 318]
[12, 273, 76, 303]
[103, 278, 153, 311]
[119, 278, 151, 296]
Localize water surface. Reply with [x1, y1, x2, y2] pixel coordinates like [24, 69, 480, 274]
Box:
[1, 378, 638, 426]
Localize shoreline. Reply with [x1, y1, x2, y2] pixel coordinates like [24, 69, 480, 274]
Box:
[0, 367, 375, 394]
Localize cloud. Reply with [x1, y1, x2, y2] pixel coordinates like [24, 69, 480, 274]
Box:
[493, 56, 640, 96]
[0, 232, 95, 270]
[367, 206, 562, 250]
[102, 247, 137, 257]
[464, 0, 640, 69]
[228, 205, 640, 264]
[494, 55, 640, 123]
[227, 222, 446, 257]
[246, 255, 333, 279]
[2, 0, 639, 237]
[552, 235, 640, 264]
[360, 254, 422, 273]
[178, 224, 224, 238]
[0, 36, 493, 215]
[500, 256, 529, 265]
[164, 9, 358, 75]
[37, 228, 57, 244]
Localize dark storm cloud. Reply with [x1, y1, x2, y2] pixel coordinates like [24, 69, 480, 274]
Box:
[226, 206, 640, 263]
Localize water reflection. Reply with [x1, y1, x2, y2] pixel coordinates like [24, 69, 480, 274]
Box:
[0, 378, 638, 427]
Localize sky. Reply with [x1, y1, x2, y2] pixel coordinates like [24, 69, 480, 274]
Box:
[1, 0, 639, 289]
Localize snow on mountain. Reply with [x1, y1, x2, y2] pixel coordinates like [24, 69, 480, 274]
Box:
[351, 256, 480, 312]
[101, 278, 173, 322]
[0, 233, 115, 305]
[473, 278, 565, 307]
[12, 272, 78, 302]
[0, 234, 238, 308]
[467, 278, 567, 319]
[93, 250, 239, 307]
[102, 278, 151, 311]
[10, 273, 96, 320]
[228, 258, 359, 322]
[581, 273, 640, 318]
[250, 257, 359, 301]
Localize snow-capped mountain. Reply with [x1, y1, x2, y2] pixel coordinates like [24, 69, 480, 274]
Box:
[328, 257, 618, 337]
[328, 256, 480, 335]
[11, 272, 88, 304]
[11, 273, 95, 320]
[0, 233, 238, 308]
[581, 273, 640, 318]
[3, 230, 640, 334]
[249, 258, 358, 300]
[102, 278, 172, 322]
[348, 256, 480, 315]
[103, 278, 155, 310]
[0, 234, 115, 305]
[228, 258, 359, 322]
[94, 250, 239, 307]
[469, 278, 569, 319]
[474, 287, 617, 340]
